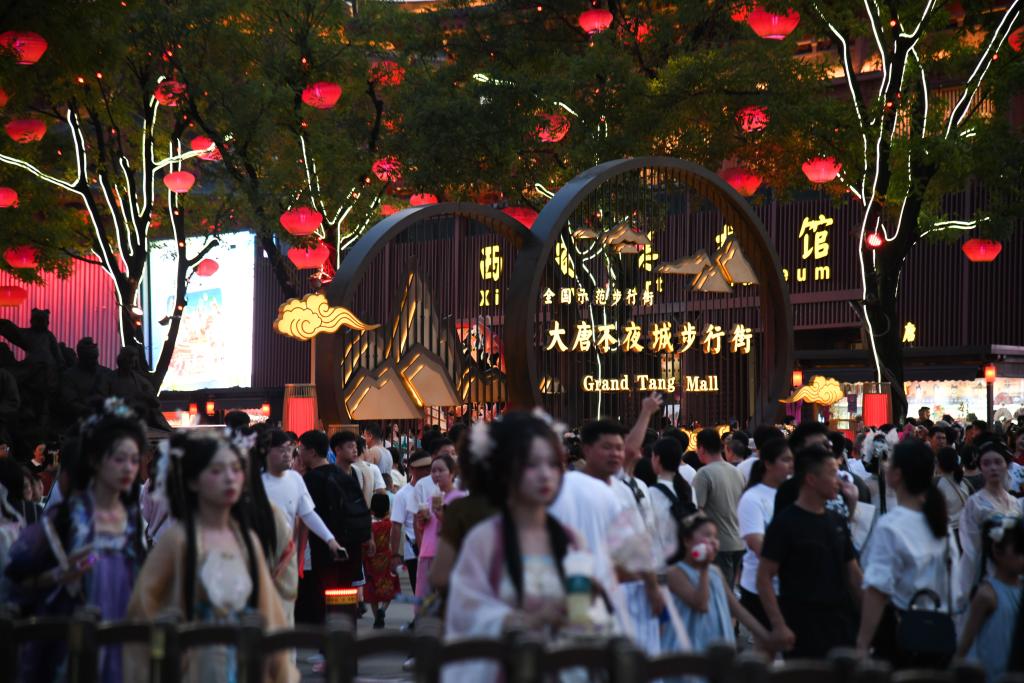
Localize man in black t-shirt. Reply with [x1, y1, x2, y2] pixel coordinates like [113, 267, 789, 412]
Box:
[295, 430, 362, 625]
[757, 445, 863, 658]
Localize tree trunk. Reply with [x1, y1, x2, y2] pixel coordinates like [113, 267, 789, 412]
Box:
[861, 238, 910, 422]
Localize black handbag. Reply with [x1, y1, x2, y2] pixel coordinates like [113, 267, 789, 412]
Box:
[895, 541, 956, 657]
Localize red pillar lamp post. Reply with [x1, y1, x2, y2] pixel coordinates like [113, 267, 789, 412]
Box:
[791, 368, 803, 387]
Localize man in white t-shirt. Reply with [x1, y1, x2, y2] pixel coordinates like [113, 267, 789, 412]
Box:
[362, 423, 394, 480]
[389, 451, 434, 590]
[260, 431, 343, 625]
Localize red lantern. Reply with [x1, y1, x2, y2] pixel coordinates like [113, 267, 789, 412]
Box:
[0, 187, 18, 208]
[4, 246, 38, 269]
[746, 4, 800, 40]
[195, 258, 219, 277]
[188, 402, 198, 416]
[409, 193, 438, 206]
[962, 238, 1002, 263]
[719, 167, 762, 197]
[5, 119, 46, 143]
[802, 156, 842, 184]
[301, 82, 342, 109]
[0, 31, 47, 65]
[503, 206, 538, 229]
[380, 204, 401, 217]
[0, 89, 8, 108]
[279, 206, 323, 236]
[287, 242, 330, 269]
[730, 3, 751, 22]
[190, 135, 222, 161]
[865, 232, 884, 249]
[372, 156, 402, 183]
[863, 392, 891, 428]
[369, 60, 405, 87]
[1009, 27, 1023, 52]
[535, 113, 570, 143]
[984, 363, 997, 384]
[154, 80, 186, 106]
[205, 400, 216, 417]
[578, 8, 613, 34]
[163, 171, 195, 193]
[735, 105, 768, 133]
[260, 402, 271, 417]
[0, 285, 27, 307]
[791, 368, 803, 387]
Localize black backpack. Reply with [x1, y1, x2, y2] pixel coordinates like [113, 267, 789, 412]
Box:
[320, 469, 372, 547]
[653, 481, 697, 524]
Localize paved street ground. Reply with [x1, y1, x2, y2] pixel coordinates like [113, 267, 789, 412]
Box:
[297, 571, 417, 682]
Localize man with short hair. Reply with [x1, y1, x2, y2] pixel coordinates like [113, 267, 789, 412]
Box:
[918, 406, 931, 424]
[332, 431, 385, 506]
[296, 430, 365, 625]
[362, 423, 393, 478]
[757, 445, 863, 658]
[928, 424, 949, 453]
[692, 428, 746, 588]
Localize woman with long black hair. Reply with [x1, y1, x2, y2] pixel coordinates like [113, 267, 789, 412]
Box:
[856, 439, 954, 668]
[125, 430, 296, 683]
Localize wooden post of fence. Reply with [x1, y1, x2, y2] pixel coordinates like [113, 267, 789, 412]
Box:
[508, 637, 542, 683]
[68, 610, 100, 683]
[828, 648, 860, 683]
[149, 614, 181, 683]
[324, 613, 357, 683]
[853, 659, 891, 683]
[0, 611, 17, 683]
[608, 637, 641, 683]
[236, 612, 264, 683]
[731, 650, 769, 683]
[413, 616, 443, 683]
[705, 644, 737, 683]
[952, 661, 987, 683]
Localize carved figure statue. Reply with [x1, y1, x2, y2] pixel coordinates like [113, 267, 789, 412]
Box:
[108, 346, 171, 431]
[58, 337, 113, 427]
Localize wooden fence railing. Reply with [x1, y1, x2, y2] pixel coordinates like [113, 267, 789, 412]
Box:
[1, 610, 1021, 683]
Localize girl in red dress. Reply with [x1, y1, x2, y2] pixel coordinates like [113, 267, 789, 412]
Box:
[364, 493, 400, 628]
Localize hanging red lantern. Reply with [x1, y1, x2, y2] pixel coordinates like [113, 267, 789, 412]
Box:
[719, 167, 762, 197]
[371, 156, 402, 183]
[962, 238, 1002, 262]
[260, 402, 271, 417]
[735, 105, 769, 133]
[503, 206, 538, 229]
[279, 206, 323, 236]
[801, 156, 842, 184]
[730, 3, 751, 22]
[287, 242, 330, 269]
[0, 31, 47, 65]
[0, 187, 18, 208]
[205, 400, 216, 417]
[163, 171, 195, 193]
[369, 60, 405, 86]
[0, 89, 8, 108]
[301, 82, 342, 109]
[4, 245, 38, 269]
[865, 232, 884, 249]
[862, 392, 891, 428]
[0, 285, 27, 307]
[578, 8, 613, 34]
[1009, 27, 1023, 52]
[746, 4, 800, 40]
[380, 204, 402, 217]
[154, 80, 186, 106]
[5, 118, 46, 143]
[195, 258, 219, 277]
[409, 193, 438, 206]
[188, 402, 198, 416]
[190, 135, 222, 161]
[791, 368, 803, 387]
[535, 113, 570, 143]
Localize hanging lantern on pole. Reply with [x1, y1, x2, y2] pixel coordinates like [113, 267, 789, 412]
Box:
[5, 118, 46, 143]
[961, 239, 1002, 263]
[279, 207, 323, 236]
[301, 82, 342, 109]
[163, 171, 195, 193]
[801, 156, 842, 184]
[719, 167, 762, 197]
[287, 242, 330, 269]
[746, 5, 800, 40]
[0, 31, 47, 65]
[578, 8, 613, 34]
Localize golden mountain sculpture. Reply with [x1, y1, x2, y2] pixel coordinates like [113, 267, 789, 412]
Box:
[600, 219, 653, 253]
[274, 293, 380, 341]
[344, 362, 423, 420]
[657, 250, 711, 276]
[780, 375, 844, 406]
[572, 227, 598, 239]
[715, 238, 759, 285]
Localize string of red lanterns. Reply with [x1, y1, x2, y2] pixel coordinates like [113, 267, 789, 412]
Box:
[279, 206, 323, 236]
[287, 241, 330, 269]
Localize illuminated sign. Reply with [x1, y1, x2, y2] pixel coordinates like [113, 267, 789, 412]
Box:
[783, 214, 833, 283]
[580, 374, 720, 393]
[544, 320, 752, 355]
[902, 322, 917, 344]
[478, 245, 504, 307]
[274, 293, 380, 341]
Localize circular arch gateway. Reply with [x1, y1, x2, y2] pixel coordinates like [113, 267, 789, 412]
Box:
[504, 157, 793, 425]
[315, 203, 534, 427]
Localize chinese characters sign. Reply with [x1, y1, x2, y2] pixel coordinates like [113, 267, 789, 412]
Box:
[544, 319, 753, 355]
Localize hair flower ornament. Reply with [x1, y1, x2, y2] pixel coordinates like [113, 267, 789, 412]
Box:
[468, 420, 495, 464]
[986, 515, 1019, 543]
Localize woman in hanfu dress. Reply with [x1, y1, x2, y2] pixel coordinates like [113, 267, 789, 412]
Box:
[5, 399, 147, 683]
[125, 430, 297, 683]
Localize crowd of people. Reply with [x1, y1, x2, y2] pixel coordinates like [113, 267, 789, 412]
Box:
[0, 395, 1021, 682]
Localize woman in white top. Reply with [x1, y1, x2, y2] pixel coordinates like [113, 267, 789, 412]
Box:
[935, 447, 971, 551]
[957, 440, 1021, 605]
[736, 437, 793, 631]
[857, 439, 955, 668]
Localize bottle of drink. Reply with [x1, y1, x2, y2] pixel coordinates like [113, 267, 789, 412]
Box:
[563, 551, 595, 629]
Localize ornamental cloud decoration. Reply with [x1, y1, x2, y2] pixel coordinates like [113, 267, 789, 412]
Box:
[273, 293, 380, 341]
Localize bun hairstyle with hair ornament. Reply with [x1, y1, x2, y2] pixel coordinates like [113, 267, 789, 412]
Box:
[75, 396, 148, 497]
[156, 429, 261, 620]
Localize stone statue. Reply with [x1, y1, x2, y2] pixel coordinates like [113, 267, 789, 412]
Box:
[58, 337, 114, 428]
[0, 309, 65, 430]
[109, 346, 171, 431]
[0, 344, 20, 447]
